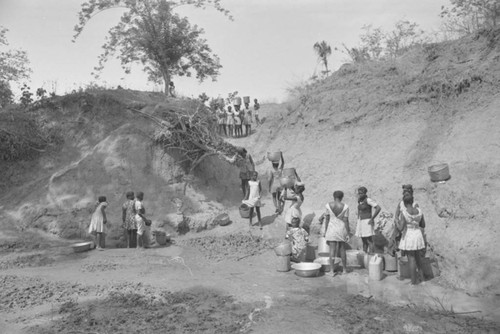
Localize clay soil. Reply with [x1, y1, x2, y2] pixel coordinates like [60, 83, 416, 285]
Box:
[1, 216, 500, 333]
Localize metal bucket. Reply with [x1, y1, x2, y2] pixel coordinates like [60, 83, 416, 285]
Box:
[428, 163, 450, 182]
[317, 237, 329, 257]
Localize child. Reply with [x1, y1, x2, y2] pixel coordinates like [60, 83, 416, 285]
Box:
[268, 152, 284, 214]
[89, 196, 108, 250]
[242, 171, 262, 229]
[285, 217, 309, 262]
[135, 191, 151, 249]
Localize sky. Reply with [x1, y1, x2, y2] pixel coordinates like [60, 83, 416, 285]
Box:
[0, 0, 450, 102]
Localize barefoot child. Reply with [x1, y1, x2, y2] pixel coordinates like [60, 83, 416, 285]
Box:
[242, 171, 262, 229]
[285, 217, 309, 262]
[268, 152, 284, 214]
[89, 196, 108, 250]
[135, 191, 150, 249]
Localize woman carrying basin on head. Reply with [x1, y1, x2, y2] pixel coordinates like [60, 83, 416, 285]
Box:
[268, 152, 285, 214]
[280, 181, 305, 232]
[323, 190, 351, 276]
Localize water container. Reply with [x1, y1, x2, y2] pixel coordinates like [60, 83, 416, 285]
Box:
[279, 176, 296, 188]
[384, 253, 398, 272]
[346, 250, 363, 267]
[276, 255, 291, 272]
[398, 256, 411, 279]
[243, 96, 250, 104]
[363, 253, 375, 269]
[428, 163, 450, 182]
[274, 241, 292, 256]
[369, 254, 383, 281]
[267, 151, 282, 162]
[239, 204, 251, 218]
[317, 237, 329, 257]
[233, 97, 242, 105]
[282, 168, 297, 178]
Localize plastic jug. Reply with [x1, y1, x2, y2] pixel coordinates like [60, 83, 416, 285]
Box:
[369, 254, 383, 281]
[384, 253, 398, 272]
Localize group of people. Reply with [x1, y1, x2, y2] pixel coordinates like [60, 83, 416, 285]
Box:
[88, 191, 152, 250]
[216, 98, 260, 138]
[236, 148, 427, 285]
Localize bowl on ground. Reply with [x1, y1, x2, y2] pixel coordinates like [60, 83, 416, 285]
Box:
[71, 241, 92, 253]
[292, 262, 321, 277]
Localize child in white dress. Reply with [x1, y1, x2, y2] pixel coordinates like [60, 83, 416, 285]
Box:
[88, 196, 107, 250]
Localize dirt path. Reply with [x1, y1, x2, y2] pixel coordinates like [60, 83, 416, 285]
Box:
[1, 213, 499, 333]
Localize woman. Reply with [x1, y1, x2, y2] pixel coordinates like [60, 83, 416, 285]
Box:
[217, 107, 227, 136]
[237, 148, 255, 198]
[242, 171, 262, 229]
[355, 186, 381, 253]
[323, 190, 350, 276]
[268, 152, 284, 214]
[122, 191, 137, 248]
[243, 105, 252, 136]
[226, 106, 234, 137]
[135, 191, 151, 249]
[394, 184, 419, 252]
[234, 107, 242, 138]
[281, 182, 305, 231]
[397, 194, 426, 285]
[89, 196, 107, 250]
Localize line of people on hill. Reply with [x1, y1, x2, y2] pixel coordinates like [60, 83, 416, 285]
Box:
[216, 98, 260, 138]
[235, 149, 427, 284]
[88, 191, 152, 250]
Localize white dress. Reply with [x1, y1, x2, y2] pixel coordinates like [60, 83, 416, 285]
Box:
[135, 200, 146, 236]
[242, 180, 261, 207]
[398, 206, 425, 251]
[88, 202, 107, 234]
[324, 203, 349, 242]
[355, 198, 377, 237]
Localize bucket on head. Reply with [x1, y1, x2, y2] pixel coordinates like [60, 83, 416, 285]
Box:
[275, 241, 292, 256]
[383, 253, 398, 272]
[279, 176, 296, 188]
[239, 204, 251, 218]
[369, 254, 384, 281]
[398, 256, 411, 279]
[282, 168, 297, 178]
[428, 163, 450, 182]
[243, 96, 250, 104]
[233, 97, 242, 105]
[217, 98, 225, 106]
[317, 237, 329, 257]
[267, 151, 282, 162]
[276, 255, 291, 272]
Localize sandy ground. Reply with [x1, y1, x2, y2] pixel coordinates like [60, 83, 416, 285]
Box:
[1, 204, 500, 334]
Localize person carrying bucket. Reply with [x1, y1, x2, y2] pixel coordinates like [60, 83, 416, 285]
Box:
[253, 98, 260, 124]
[268, 151, 284, 214]
[242, 171, 263, 229]
[280, 181, 305, 232]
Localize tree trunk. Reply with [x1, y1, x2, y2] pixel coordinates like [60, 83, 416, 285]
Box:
[163, 71, 171, 97]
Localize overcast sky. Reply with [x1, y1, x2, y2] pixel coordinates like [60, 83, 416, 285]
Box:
[0, 0, 449, 102]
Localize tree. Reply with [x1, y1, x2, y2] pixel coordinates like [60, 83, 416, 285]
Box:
[441, 0, 500, 35]
[313, 41, 332, 76]
[0, 26, 31, 107]
[359, 25, 384, 60]
[73, 0, 231, 96]
[385, 20, 427, 58]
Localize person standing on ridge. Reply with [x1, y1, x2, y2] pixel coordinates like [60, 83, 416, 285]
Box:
[253, 98, 260, 124]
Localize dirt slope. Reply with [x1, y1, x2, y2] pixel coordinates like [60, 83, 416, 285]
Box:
[238, 29, 500, 294]
[0, 90, 236, 247]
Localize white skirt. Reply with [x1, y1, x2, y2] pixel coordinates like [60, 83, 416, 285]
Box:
[355, 218, 373, 237]
[399, 227, 425, 251]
